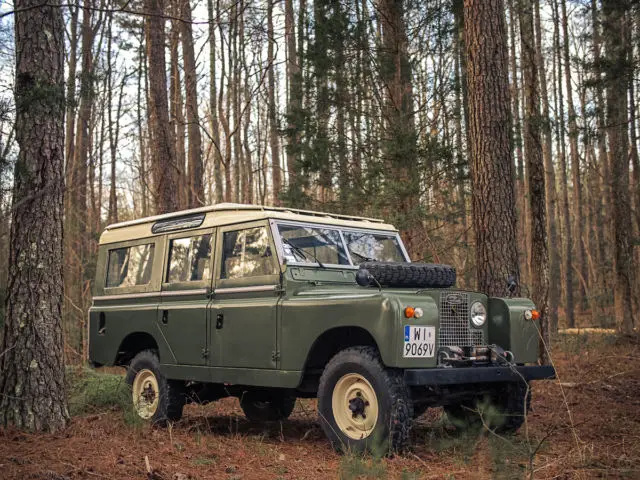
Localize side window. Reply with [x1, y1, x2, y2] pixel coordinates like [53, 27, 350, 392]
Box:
[106, 243, 155, 288]
[166, 234, 212, 283]
[221, 227, 276, 279]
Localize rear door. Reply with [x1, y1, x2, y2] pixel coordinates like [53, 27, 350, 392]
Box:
[210, 221, 281, 369]
[158, 228, 215, 365]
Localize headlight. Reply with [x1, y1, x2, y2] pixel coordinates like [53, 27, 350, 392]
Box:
[470, 301, 487, 328]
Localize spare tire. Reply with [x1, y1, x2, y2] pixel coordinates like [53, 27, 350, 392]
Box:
[358, 262, 456, 289]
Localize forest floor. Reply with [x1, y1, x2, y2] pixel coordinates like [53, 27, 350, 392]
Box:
[1, 333, 639, 480]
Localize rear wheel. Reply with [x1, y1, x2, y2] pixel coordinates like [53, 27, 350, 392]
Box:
[317, 346, 413, 454]
[125, 350, 185, 425]
[239, 389, 296, 422]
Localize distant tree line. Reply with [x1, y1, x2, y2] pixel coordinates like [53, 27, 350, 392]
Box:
[0, 0, 638, 431]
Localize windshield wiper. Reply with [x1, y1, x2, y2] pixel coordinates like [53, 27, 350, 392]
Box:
[282, 238, 326, 268]
[348, 248, 376, 263]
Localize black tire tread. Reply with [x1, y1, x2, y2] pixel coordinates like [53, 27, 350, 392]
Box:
[239, 389, 296, 422]
[359, 262, 456, 289]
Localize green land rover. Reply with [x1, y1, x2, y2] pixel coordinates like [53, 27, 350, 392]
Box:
[89, 203, 554, 453]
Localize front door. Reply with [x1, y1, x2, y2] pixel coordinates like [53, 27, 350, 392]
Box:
[158, 228, 215, 365]
[211, 222, 281, 369]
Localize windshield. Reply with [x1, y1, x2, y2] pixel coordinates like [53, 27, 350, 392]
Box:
[278, 224, 351, 265]
[342, 231, 406, 264]
[275, 222, 407, 266]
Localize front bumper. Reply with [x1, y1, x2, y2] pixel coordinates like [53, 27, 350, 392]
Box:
[404, 365, 556, 386]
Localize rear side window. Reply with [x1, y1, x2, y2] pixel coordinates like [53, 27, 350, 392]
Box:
[166, 234, 212, 283]
[221, 227, 276, 279]
[106, 243, 155, 288]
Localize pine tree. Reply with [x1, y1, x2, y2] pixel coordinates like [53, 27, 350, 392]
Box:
[464, 0, 520, 296]
[0, 0, 69, 432]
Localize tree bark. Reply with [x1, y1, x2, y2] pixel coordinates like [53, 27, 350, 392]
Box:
[0, 0, 70, 432]
[601, 0, 634, 334]
[464, 0, 520, 297]
[518, 0, 549, 364]
[169, 9, 186, 209]
[284, 0, 300, 196]
[181, 0, 204, 208]
[378, 0, 419, 257]
[268, 0, 281, 205]
[534, 0, 560, 334]
[552, 0, 574, 327]
[207, 0, 223, 203]
[146, 0, 179, 214]
[560, 0, 587, 313]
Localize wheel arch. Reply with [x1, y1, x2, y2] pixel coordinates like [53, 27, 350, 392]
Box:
[297, 326, 383, 393]
[304, 326, 381, 371]
[114, 331, 160, 366]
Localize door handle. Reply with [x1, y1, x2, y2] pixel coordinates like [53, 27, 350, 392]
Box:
[216, 313, 224, 329]
[162, 310, 169, 324]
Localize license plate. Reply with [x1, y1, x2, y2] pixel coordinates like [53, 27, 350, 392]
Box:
[403, 326, 436, 358]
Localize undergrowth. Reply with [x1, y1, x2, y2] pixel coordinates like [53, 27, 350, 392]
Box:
[339, 454, 387, 479]
[66, 367, 141, 425]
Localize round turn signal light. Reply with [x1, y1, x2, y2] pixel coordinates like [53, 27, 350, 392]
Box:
[404, 307, 415, 318]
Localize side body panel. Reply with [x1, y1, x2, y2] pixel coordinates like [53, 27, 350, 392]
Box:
[209, 220, 281, 369]
[157, 227, 215, 366]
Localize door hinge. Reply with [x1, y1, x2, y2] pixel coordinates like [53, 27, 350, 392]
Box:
[201, 347, 209, 358]
[271, 350, 280, 362]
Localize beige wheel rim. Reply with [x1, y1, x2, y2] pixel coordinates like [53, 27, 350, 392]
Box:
[132, 369, 159, 419]
[332, 373, 379, 440]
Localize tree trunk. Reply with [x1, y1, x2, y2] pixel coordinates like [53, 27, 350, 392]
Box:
[464, 0, 520, 297]
[534, 0, 559, 334]
[518, 0, 549, 364]
[602, 0, 634, 334]
[106, 13, 118, 224]
[560, 0, 587, 313]
[207, 0, 223, 203]
[67, 0, 94, 355]
[284, 0, 300, 196]
[507, 0, 529, 288]
[0, 0, 69, 432]
[146, 0, 179, 214]
[268, 0, 281, 205]
[137, 28, 149, 217]
[62, 0, 79, 359]
[169, 10, 186, 209]
[590, 0, 611, 298]
[378, 0, 419, 257]
[552, 0, 574, 327]
[181, 0, 204, 208]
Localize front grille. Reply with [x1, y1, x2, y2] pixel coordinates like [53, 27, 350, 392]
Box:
[438, 292, 484, 347]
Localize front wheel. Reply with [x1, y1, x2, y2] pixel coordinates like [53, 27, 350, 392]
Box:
[317, 346, 413, 454]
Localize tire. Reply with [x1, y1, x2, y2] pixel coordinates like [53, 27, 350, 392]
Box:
[445, 381, 531, 433]
[444, 402, 482, 430]
[412, 403, 429, 419]
[491, 381, 531, 433]
[359, 262, 456, 289]
[239, 389, 296, 422]
[317, 346, 413, 454]
[125, 350, 185, 425]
